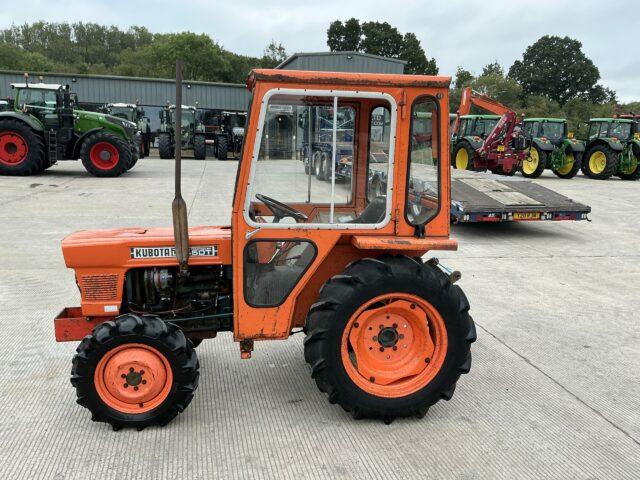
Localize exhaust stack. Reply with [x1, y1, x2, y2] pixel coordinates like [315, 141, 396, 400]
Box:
[172, 59, 189, 276]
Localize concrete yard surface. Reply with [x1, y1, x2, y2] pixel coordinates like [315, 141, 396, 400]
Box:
[0, 157, 639, 479]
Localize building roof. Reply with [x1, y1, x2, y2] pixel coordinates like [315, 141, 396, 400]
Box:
[276, 51, 407, 69]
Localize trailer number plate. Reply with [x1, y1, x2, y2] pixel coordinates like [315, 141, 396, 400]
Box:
[513, 212, 540, 220]
[130, 245, 218, 259]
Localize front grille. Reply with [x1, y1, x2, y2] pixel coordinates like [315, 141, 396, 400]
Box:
[81, 274, 118, 301]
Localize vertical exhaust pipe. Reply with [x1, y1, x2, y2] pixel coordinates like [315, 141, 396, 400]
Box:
[172, 59, 189, 276]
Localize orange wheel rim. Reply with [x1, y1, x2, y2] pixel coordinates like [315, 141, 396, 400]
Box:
[341, 293, 448, 398]
[94, 343, 173, 414]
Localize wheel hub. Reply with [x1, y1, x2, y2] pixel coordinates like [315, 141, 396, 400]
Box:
[377, 327, 399, 348]
[94, 343, 173, 414]
[0, 131, 29, 166]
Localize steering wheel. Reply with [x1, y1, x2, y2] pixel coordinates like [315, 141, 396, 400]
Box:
[255, 194, 308, 223]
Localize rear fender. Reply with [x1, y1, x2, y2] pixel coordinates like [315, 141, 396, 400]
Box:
[0, 111, 44, 132]
[532, 138, 555, 152]
[564, 139, 585, 153]
[462, 136, 483, 150]
[72, 127, 104, 159]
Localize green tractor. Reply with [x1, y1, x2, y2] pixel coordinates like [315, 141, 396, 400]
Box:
[103, 103, 152, 159]
[582, 118, 640, 180]
[520, 118, 584, 179]
[0, 81, 139, 177]
[157, 104, 206, 160]
[450, 114, 500, 170]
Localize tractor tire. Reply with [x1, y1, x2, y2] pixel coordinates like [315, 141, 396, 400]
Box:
[312, 150, 323, 179]
[452, 142, 476, 170]
[193, 135, 207, 160]
[71, 314, 199, 430]
[126, 152, 138, 171]
[304, 255, 475, 423]
[0, 119, 46, 176]
[553, 151, 581, 179]
[521, 146, 547, 178]
[317, 151, 331, 181]
[583, 144, 618, 180]
[80, 132, 131, 177]
[158, 133, 174, 159]
[615, 149, 640, 180]
[216, 136, 228, 160]
[368, 176, 385, 202]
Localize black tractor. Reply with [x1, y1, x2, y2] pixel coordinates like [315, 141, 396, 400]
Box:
[204, 110, 246, 160]
[157, 104, 206, 160]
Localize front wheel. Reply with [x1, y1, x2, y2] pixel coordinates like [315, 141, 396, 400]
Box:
[553, 151, 581, 179]
[521, 146, 547, 178]
[158, 133, 174, 159]
[80, 131, 131, 177]
[216, 136, 228, 160]
[615, 149, 640, 180]
[304, 256, 475, 422]
[71, 314, 199, 430]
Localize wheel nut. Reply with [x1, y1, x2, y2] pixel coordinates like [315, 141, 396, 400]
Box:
[392, 346, 398, 351]
[354, 322, 359, 328]
[379, 347, 384, 352]
[142, 380, 147, 385]
[369, 377, 375, 383]
[123, 383, 128, 388]
[392, 323, 398, 328]
[140, 370, 145, 375]
[425, 358, 430, 364]
[134, 386, 139, 391]
[410, 304, 416, 309]
[121, 374, 126, 378]
[129, 367, 134, 372]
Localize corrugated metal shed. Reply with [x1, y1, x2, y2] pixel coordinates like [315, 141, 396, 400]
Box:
[0, 70, 250, 110]
[277, 52, 406, 74]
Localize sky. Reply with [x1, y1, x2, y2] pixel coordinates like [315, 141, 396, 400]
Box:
[1, 0, 639, 102]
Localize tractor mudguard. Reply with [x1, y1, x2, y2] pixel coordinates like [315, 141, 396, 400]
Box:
[604, 139, 624, 152]
[532, 138, 555, 152]
[72, 128, 104, 159]
[462, 136, 484, 150]
[0, 111, 44, 132]
[564, 139, 585, 153]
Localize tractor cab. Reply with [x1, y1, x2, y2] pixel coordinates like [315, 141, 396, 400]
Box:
[522, 118, 567, 145]
[455, 114, 500, 141]
[54, 69, 475, 430]
[588, 118, 634, 142]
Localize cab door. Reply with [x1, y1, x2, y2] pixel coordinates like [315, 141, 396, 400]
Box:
[231, 85, 400, 340]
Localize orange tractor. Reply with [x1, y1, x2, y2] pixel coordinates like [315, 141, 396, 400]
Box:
[55, 64, 475, 430]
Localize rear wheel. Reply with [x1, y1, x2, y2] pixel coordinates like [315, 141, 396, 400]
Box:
[304, 256, 475, 422]
[0, 119, 46, 176]
[583, 144, 618, 179]
[521, 146, 547, 178]
[71, 314, 199, 430]
[216, 135, 228, 160]
[80, 132, 130, 177]
[194, 134, 207, 160]
[158, 133, 174, 159]
[452, 142, 476, 170]
[553, 151, 581, 179]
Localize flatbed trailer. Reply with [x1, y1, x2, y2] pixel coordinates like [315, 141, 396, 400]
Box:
[450, 170, 591, 223]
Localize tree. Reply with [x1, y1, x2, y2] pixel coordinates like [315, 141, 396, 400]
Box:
[454, 67, 474, 89]
[472, 73, 523, 107]
[261, 41, 287, 67]
[401, 33, 437, 75]
[359, 21, 404, 58]
[482, 61, 504, 77]
[327, 18, 361, 52]
[508, 35, 601, 105]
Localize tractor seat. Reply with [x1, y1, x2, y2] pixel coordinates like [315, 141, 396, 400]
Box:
[349, 196, 387, 224]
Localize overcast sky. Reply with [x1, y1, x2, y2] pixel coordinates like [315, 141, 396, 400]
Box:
[2, 0, 638, 102]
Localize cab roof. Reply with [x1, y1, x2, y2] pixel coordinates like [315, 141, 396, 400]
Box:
[523, 117, 566, 123]
[11, 83, 64, 91]
[460, 114, 500, 120]
[590, 117, 633, 123]
[247, 69, 451, 89]
[108, 103, 137, 108]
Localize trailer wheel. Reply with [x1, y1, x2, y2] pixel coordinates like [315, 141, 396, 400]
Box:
[521, 147, 546, 178]
[216, 136, 228, 160]
[452, 142, 476, 170]
[158, 133, 174, 159]
[553, 151, 581, 179]
[80, 132, 130, 177]
[194, 135, 207, 160]
[583, 144, 618, 179]
[615, 150, 640, 180]
[0, 119, 46, 176]
[304, 255, 475, 423]
[71, 314, 199, 430]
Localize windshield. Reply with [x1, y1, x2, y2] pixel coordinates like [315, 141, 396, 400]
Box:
[540, 121, 564, 140]
[610, 122, 631, 140]
[471, 118, 498, 137]
[19, 89, 57, 111]
[108, 107, 135, 122]
[181, 110, 196, 128]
